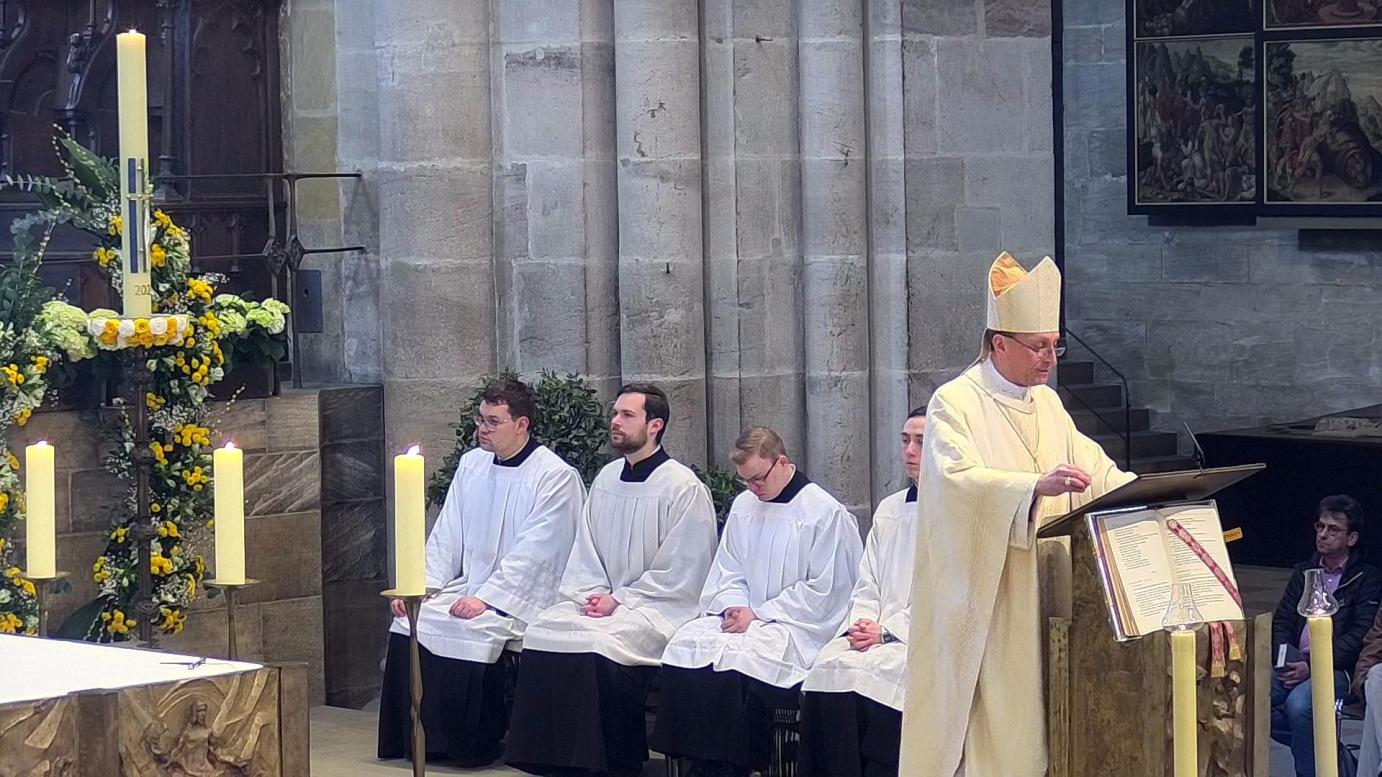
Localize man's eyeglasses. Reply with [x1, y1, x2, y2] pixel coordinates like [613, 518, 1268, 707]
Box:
[474, 415, 514, 431]
[1001, 333, 1066, 358]
[1315, 521, 1348, 536]
[737, 458, 780, 487]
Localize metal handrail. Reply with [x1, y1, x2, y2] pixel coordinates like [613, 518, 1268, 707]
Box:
[1062, 328, 1133, 470]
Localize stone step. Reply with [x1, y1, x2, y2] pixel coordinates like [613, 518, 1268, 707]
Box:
[1070, 407, 1151, 435]
[1091, 430, 1180, 460]
[1057, 360, 1096, 386]
[1059, 382, 1123, 409]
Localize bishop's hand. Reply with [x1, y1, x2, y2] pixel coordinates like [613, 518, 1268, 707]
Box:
[582, 593, 620, 618]
[1035, 464, 1092, 497]
[449, 596, 489, 619]
[721, 606, 757, 633]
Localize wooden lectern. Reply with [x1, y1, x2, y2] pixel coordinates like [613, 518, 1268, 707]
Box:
[1038, 465, 1269, 777]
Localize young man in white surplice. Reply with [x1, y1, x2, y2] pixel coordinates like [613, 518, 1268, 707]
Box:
[506, 383, 719, 777]
[651, 426, 864, 777]
[799, 408, 927, 777]
[376, 377, 585, 768]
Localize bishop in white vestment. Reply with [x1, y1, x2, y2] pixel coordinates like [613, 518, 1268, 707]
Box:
[897, 253, 1134, 777]
[651, 426, 863, 777]
[800, 409, 927, 777]
[377, 379, 585, 767]
[506, 384, 719, 777]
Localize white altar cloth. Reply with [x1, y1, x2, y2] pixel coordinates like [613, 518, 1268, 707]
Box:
[0, 634, 262, 706]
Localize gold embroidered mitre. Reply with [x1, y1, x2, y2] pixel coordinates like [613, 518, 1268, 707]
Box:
[985, 251, 1061, 333]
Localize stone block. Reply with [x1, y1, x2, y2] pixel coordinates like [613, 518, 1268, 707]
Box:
[322, 441, 384, 505]
[323, 578, 391, 709]
[512, 262, 590, 372]
[800, 42, 867, 160]
[373, 0, 489, 46]
[729, 0, 794, 38]
[803, 260, 870, 373]
[1064, 319, 1148, 375]
[902, 0, 978, 35]
[985, 0, 1051, 37]
[736, 372, 808, 463]
[69, 468, 126, 534]
[217, 398, 268, 452]
[499, 46, 584, 159]
[615, 159, 703, 261]
[1102, 22, 1126, 63]
[956, 207, 1002, 253]
[580, 43, 618, 158]
[907, 251, 993, 371]
[614, 41, 702, 161]
[526, 161, 588, 260]
[733, 39, 798, 157]
[242, 511, 324, 603]
[1247, 243, 1382, 286]
[705, 374, 744, 465]
[1024, 41, 1054, 154]
[652, 378, 708, 469]
[1074, 175, 1147, 241]
[376, 62, 491, 161]
[1064, 243, 1163, 284]
[1145, 321, 1235, 382]
[245, 451, 321, 517]
[613, 0, 699, 41]
[495, 0, 581, 43]
[494, 162, 529, 262]
[378, 166, 492, 261]
[49, 531, 108, 629]
[341, 256, 383, 384]
[871, 0, 904, 36]
[733, 256, 804, 373]
[16, 411, 102, 471]
[1064, 0, 1121, 25]
[870, 250, 911, 372]
[802, 160, 868, 257]
[288, 9, 338, 113]
[904, 157, 964, 252]
[868, 39, 905, 156]
[870, 158, 907, 253]
[286, 115, 339, 186]
[320, 386, 383, 444]
[1064, 25, 1104, 64]
[1226, 327, 1300, 387]
[936, 39, 1027, 154]
[804, 370, 872, 509]
[799, 1, 863, 39]
[901, 38, 938, 157]
[260, 596, 327, 704]
[617, 258, 707, 379]
[1160, 242, 1249, 283]
[380, 258, 496, 381]
[1061, 61, 1123, 131]
[964, 155, 1055, 250]
[1087, 128, 1126, 178]
[161, 603, 265, 663]
[1294, 326, 1376, 385]
[322, 499, 387, 583]
[267, 391, 320, 452]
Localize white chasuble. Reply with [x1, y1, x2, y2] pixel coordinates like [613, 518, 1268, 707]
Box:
[522, 452, 720, 666]
[389, 442, 585, 663]
[802, 486, 917, 711]
[660, 474, 864, 688]
[898, 360, 1133, 777]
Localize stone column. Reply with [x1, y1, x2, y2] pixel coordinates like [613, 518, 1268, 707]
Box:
[579, 0, 622, 399]
[701, 0, 806, 467]
[866, 0, 911, 501]
[800, 0, 872, 517]
[376, 0, 496, 463]
[613, 0, 708, 466]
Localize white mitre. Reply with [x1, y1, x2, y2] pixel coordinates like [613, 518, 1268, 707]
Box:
[985, 251, 1061, 333]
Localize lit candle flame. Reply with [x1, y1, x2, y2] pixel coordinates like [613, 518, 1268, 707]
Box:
[223, 440, 237, 451]
[35, 440, 49, 448]
[406, 444, 421, 456]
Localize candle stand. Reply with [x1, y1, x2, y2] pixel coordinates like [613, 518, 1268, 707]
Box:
[382, 589, 429, 777]
[21, 571, 70, 637]
[203, 578, 261, 660]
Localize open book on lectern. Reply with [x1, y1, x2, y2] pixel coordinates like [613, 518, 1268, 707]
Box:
[1037, 463, 1265, 641]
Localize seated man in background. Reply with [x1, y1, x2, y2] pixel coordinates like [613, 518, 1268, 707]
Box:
[377, 378, 585, 768]
[798, 408, 926, 777]
[506, 383, 719, 777]
[651, 426, 863, 777]
[1272, 494, 1380, 777]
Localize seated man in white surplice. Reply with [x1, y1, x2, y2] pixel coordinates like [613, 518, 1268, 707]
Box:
[506, 382, 719, 777]
[651, 426, 863, 777]
[799, 408, 927, 777]
[376, 377, 585, 768]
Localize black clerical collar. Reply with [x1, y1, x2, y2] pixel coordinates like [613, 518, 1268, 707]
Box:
[493, 436, 539, 468]
[768, 468, 810, 504]
[621, 447, 670, 482]
[905, 485, 917, 503]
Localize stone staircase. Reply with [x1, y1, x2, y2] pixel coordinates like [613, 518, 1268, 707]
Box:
[1057, 360, 1195, 474]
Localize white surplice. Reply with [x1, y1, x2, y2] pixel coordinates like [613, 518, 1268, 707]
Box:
[802, 486, 917, 711]
[660, 476, 864, 689]
[521, 454, 720, 666]
[389, 443, 585, 663]
[898, 360, 1134, 777]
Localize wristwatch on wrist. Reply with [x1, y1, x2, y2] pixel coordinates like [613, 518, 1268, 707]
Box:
[880, 628, 899, 645]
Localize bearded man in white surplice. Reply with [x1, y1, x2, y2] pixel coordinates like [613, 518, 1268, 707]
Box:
[800, 408, 927, 777]
[897, 252, 1135, 777]
[506, 383, 719, 777]
[377, 377, 585, 768]
[651, 426, 863, 777]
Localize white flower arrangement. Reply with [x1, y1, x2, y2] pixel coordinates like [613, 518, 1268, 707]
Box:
[85, 314, 190, 351]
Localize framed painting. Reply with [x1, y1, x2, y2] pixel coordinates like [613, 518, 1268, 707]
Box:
[1130, 36, 1260, 212]
[1134, 0, 1256, 39]
[1263, 39, 1382, 212]
[1266, 0, 1382, 30]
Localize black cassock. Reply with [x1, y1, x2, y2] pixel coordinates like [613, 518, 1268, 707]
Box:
[798, 690, 902, 777]
[650, 665, 801, 775]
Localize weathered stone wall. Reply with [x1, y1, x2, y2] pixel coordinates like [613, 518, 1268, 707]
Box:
[1063, 0, 1382, 435]
[282, 0, 1057, 522]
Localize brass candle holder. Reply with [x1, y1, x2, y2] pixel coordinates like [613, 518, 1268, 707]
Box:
[203, 578, 261, 660]
[382, 588, 429, 777]
[20, 570, 69, 637]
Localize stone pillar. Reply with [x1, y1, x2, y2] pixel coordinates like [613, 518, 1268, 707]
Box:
[376, 0, 496, 464]
[613, 0, 707, 466]
[800, 1, 872, 516]
[701, 0, 806, 467]
[579, 0, 622, 399]
[866, 0, 911, 501]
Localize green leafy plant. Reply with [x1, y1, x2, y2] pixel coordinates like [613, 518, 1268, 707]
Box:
[690, 464, 742, 530]
[427, 370, 610, 506]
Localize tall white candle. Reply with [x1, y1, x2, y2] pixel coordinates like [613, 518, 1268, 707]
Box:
[24, 441, 55, 578]
[116, 29, 152, 318]
[213, 442, 245, 584]
[393, 446, 426, 596]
